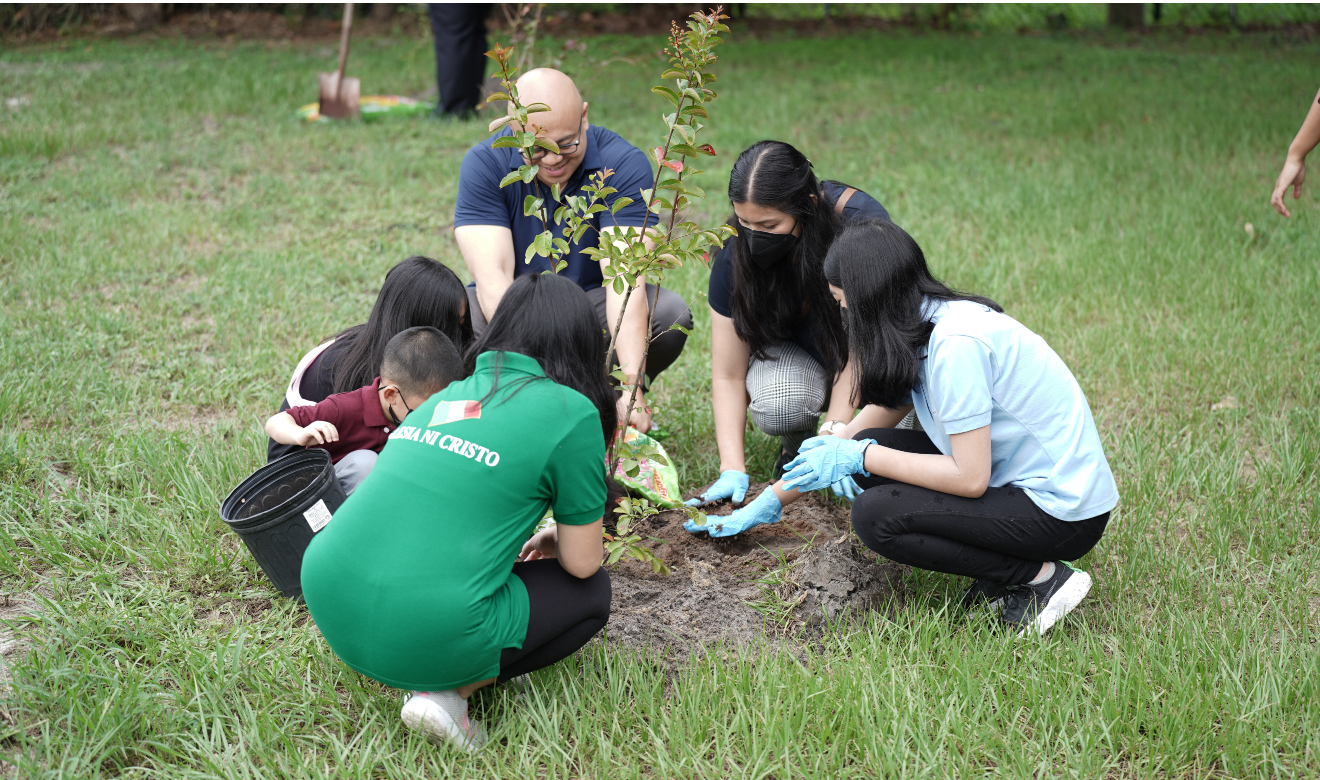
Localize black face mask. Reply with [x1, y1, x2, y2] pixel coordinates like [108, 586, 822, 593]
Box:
[743, 227, 798, 270]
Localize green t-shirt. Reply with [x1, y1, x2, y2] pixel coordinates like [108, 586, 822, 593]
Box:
[301, 351, 607, 690]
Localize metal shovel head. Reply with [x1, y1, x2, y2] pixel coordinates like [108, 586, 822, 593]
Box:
[318, 72, 360, 119]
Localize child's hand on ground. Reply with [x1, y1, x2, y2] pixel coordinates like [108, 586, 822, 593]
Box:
[519, 526, 558, 561]
[296, 421, 340, 447]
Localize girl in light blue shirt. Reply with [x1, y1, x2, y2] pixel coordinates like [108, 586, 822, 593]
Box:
[694, 218, 1118, 636]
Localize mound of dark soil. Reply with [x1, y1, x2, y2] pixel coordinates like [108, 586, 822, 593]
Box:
[605, 483, 906, 652]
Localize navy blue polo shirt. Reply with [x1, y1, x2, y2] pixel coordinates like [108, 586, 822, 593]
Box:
[454, 124, 655, 292]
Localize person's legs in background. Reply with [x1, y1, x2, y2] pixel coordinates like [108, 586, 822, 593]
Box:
[333, 450, 378, 496]
[428, 3, 489, 118]
[745, 341, 828, 478]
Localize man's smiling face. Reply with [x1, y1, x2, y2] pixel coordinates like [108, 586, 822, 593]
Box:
[506, 68, 591, 189]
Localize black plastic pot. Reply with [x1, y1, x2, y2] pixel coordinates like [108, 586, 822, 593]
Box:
[219, 449, 346, 599]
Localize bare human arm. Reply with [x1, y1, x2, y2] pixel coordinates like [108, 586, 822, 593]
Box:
[601, 226, 656, 433]
[454, 225, 516, 318]
[841, 403, 915, 438]
[820, 354, 859, 434]
[518, 518, 604, 579]
[265, 411, 339, 447]
[1272, 87, 1320, 218]
[710, 308, 752, 473]
[860, 424, 991, 498]
[770, 407, 990, 508]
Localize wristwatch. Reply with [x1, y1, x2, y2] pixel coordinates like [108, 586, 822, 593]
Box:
[818, 420, 847, 436]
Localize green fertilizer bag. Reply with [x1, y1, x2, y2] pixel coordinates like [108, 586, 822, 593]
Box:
[610, 427, 682, 508]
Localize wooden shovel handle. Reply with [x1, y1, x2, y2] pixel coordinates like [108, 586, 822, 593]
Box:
[335, 2, 354, 88]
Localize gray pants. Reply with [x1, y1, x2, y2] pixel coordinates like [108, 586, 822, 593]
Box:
[333, 450, 378, 497]
[466, 283, 693, 383]
[746, 341, 920, 457]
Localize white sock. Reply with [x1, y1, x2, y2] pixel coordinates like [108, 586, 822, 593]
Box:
[415, 690, 467, 723]
[1027, 562, 1056, 586]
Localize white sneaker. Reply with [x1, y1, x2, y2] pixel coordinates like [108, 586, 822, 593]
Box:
[400, 692, 488, 752]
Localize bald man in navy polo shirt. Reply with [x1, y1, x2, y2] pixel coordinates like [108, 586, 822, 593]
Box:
[454, 69, 691, 433]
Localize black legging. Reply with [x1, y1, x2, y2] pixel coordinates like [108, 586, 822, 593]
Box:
[850, 428, 1110, 586]
[498, 559, 611, 682]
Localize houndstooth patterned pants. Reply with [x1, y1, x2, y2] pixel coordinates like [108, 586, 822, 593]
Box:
[746, 341, 920, 457]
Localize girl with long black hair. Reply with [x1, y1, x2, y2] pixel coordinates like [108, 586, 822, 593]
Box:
[685, 140, 893, 508]
[302, 272, 615, 751]
[269, 256, 472, 460]
[720, 219, 1118, 636]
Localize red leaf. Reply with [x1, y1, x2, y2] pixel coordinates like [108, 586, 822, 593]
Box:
[652, 146, 665, 163]
[699, 144, 716, 156]
[661, 160, 684, 173]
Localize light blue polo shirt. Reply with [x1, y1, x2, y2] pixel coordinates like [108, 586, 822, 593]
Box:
[907, 300, 1118, 521]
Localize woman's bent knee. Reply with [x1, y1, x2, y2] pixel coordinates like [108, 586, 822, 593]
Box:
[851, 489, 904, 555]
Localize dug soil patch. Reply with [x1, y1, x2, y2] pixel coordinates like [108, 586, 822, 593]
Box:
[605, 484, 906, 652]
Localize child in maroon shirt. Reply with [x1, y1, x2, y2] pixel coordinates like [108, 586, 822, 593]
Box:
[265, 327, 464, 495]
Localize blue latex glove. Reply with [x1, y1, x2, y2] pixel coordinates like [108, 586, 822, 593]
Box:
[831, 475, 862, 502]
[782, 435, 876, 493]
[683, 469, 750, 507]
[684, 487, 782, 538]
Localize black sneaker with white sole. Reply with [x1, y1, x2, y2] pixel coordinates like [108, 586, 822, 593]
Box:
[999, 561, 1093, 636]
[960, 579, 1012, 610]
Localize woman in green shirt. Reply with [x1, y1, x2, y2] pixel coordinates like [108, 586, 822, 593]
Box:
[302, 272, 616, 752]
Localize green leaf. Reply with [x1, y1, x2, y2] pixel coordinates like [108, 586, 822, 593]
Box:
[523, 243, 538, 264]
[610, 196, 634, 215]
[669, 143, 703, 157]
[669, 323, 692, 337]
[650, 85, 680, 107]
[533, 136, 560, 154]
[525, 102, 552, 114]
[487, 115, 515, 131]
[533, 231, 553, 257]
[606, 547, 626, 566]
[491, 136, 522, 149]
[660, 68, 686, 80]
[612, 277, 626, 294]
[683, 183, 706, 198]
[523, 195, 543, 217]
[499, 170, 523, 188]
[554, 260, 568, 273]
[486, 91, 511, 103]
[520, 165, 538, 184]
[551, 183, 562, 202]
[681, 105, 709, 118]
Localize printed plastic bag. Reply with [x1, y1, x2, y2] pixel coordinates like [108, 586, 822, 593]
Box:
[610, 427, 682, 508]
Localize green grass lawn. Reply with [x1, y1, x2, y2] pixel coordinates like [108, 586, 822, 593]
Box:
[2, 21, 1318, 779]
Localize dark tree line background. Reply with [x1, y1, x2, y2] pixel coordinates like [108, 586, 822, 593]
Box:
[0, 3, 1314, 37]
